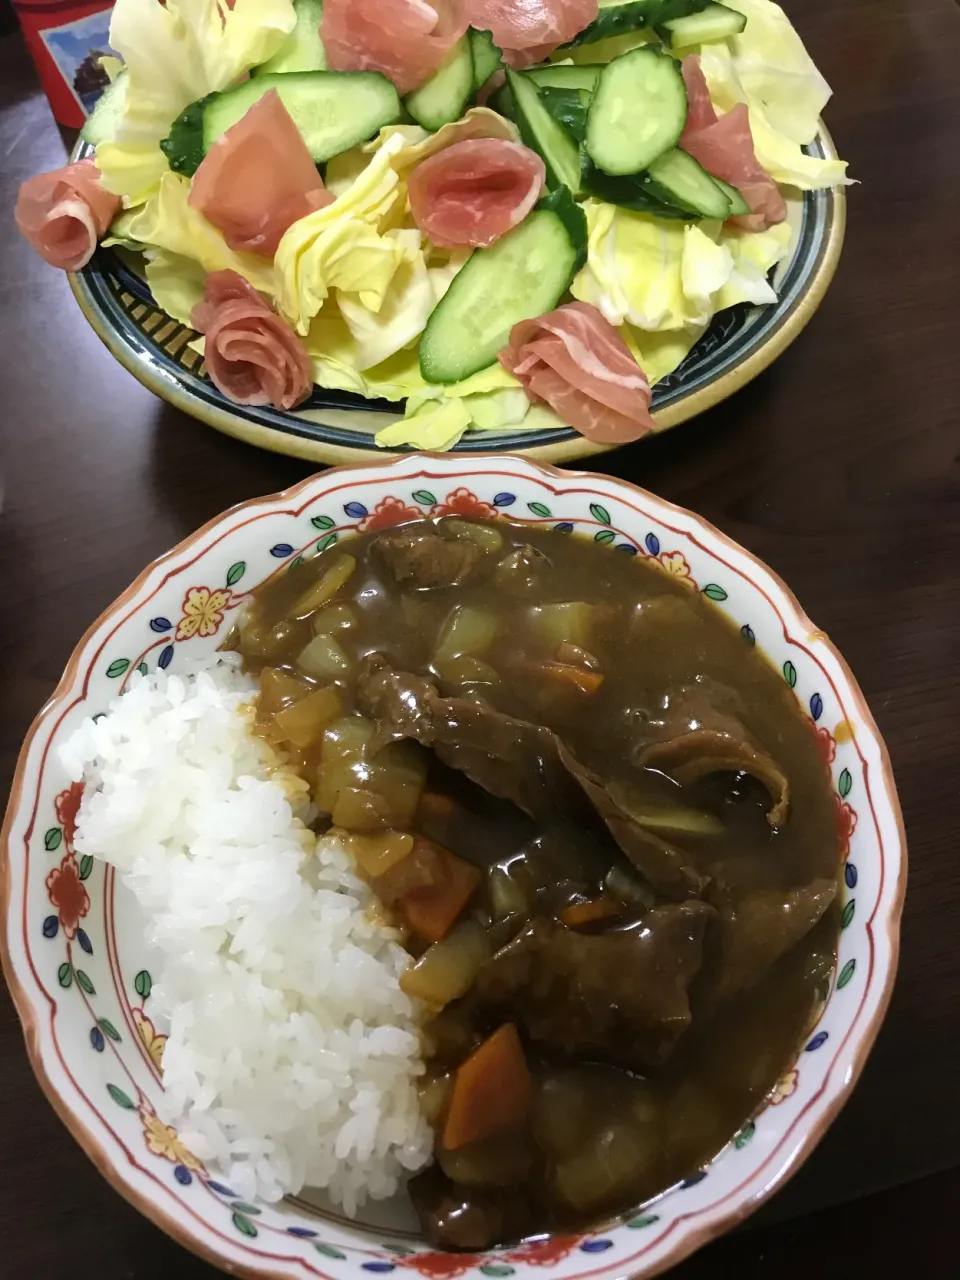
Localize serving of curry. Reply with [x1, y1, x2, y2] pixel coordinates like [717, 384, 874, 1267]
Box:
[231, 517, 842, 1250]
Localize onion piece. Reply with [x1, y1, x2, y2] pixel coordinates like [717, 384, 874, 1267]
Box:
[607, 781, 724, 837]
[489, 867, 528, 919]
[297, 632, 352, 679]
[288, 553, 356, 619]
[434, 606, 498, 664]
[434, 655, 500, 689]
[273, 685, 343, 749]
[316, 715, 375, 813]
[400, 919, 492, 1006]
[313, 601, 357, 634]
[331, 786, 394, 832]
[529, 601, 595, 649]
[343, 829, 415, 879]
[257, 666, 313, 717]
[440, 519, 504, 553]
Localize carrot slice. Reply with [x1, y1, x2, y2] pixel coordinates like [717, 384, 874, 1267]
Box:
[399, 839, 481, 942]
[540, 662, 605, 694]
[561, 895, 623, 928]
[442, 1023, 532, 1151]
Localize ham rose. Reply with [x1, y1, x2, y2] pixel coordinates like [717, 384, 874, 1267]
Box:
[189, 90, 335, 258]
[407, 138, 545, 248]
[499, 301, 655, 444]
[14, 158, 121, 271]
[191, 270, 313, 411]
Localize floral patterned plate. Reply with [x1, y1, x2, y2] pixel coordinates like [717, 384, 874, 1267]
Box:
[0, 454, 904, 1279]
[68, 134, 845, 467]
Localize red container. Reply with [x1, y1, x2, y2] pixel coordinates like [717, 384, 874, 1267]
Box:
[13, 0, 116, 128]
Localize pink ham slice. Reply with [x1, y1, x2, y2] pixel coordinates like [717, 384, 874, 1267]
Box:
[465, 0, 597, 66]
[15, 158, 120, 271]
[679, 56, 786, 233]
[189, 90, 334, 258]
[321, 0, 468, 96]
[191, 270, 313, 411]
[407, 138, 546, 248]
[499, 301, 655, 444]
[679, 56, 718, 137]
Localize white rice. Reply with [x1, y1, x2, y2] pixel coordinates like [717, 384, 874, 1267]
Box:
[59, 655, 433, 1211]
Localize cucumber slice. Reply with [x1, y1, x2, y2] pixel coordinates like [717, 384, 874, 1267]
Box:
[643, 148, 732, 218]
[525, 64, 603, 93]
[539, 87, 589, 143]
[80, 69, 129, 146]
[661, 2, 746, 48]
[506, 67, 581, 194]
[470, 28, 502, 91]
[162, 71, 401, 176]
[489, 83, 515, 119]
[405, 35, 474, 130]
[162, 93, 213, 176]
[712, 176, 750, 216]
[254, 0, 326, 75]
[581, 159, 690, 219]
[567, 0, 713, 48]
[585, 46, 687, 176]
[567, 0, 661, 48]
[419, 186, 587, 385]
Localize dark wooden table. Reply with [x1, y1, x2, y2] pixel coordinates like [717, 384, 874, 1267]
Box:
[1, 1, 958, 1274]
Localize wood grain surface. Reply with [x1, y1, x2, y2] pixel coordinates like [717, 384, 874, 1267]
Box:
[1, 1, 958, 1275]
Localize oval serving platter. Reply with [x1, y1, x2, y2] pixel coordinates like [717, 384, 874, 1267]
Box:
[69, 132, 844, 467]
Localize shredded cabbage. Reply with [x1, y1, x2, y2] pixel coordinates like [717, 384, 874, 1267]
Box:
[723, 0, 834, 144]
[699, 22, 850, 190]
[98, 0, 296, 207]
[274, 138, 410, 333]
[375, 400, 472, 451]
[105, 171, 276, 304]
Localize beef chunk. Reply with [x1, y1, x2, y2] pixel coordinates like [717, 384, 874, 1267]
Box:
[710, 878, 838, 1001]
[358, 657, 707, 893]
[557, 744, 708, 899]
[473, 904, 716, 1073]
[357, 655, 569, 819]
[355, 654, 437, 743]
[409, 1166, 535, 1251]
[640, 681, 790, 827]
[374, 525, 483, 590]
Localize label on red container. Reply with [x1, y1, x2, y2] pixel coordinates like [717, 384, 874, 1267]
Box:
[13, 1, 116, 128]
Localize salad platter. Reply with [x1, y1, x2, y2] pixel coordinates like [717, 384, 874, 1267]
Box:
[18, 0, 849, 463]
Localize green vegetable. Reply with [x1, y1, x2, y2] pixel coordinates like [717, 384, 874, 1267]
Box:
[660, 2, 747, 48]
[525, 65, 603, 93]
[712, 176, 751, 216]
[505, 68, 581, 193]
[489, 83, 515, 120]
[581, 158, 690, 218]
[585, 46, 687, 176]
[405, 35, 475, 131]
[644, 148, 734, 218]
[161, 71, 401, 176]
[469, 28, 502, 91]
[253, 0, 326, 75]
[568, 0, 661, 48]
[419, 186, 587, 385]
[567, 0, 712, 49]
[539, 87, 589, 143]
